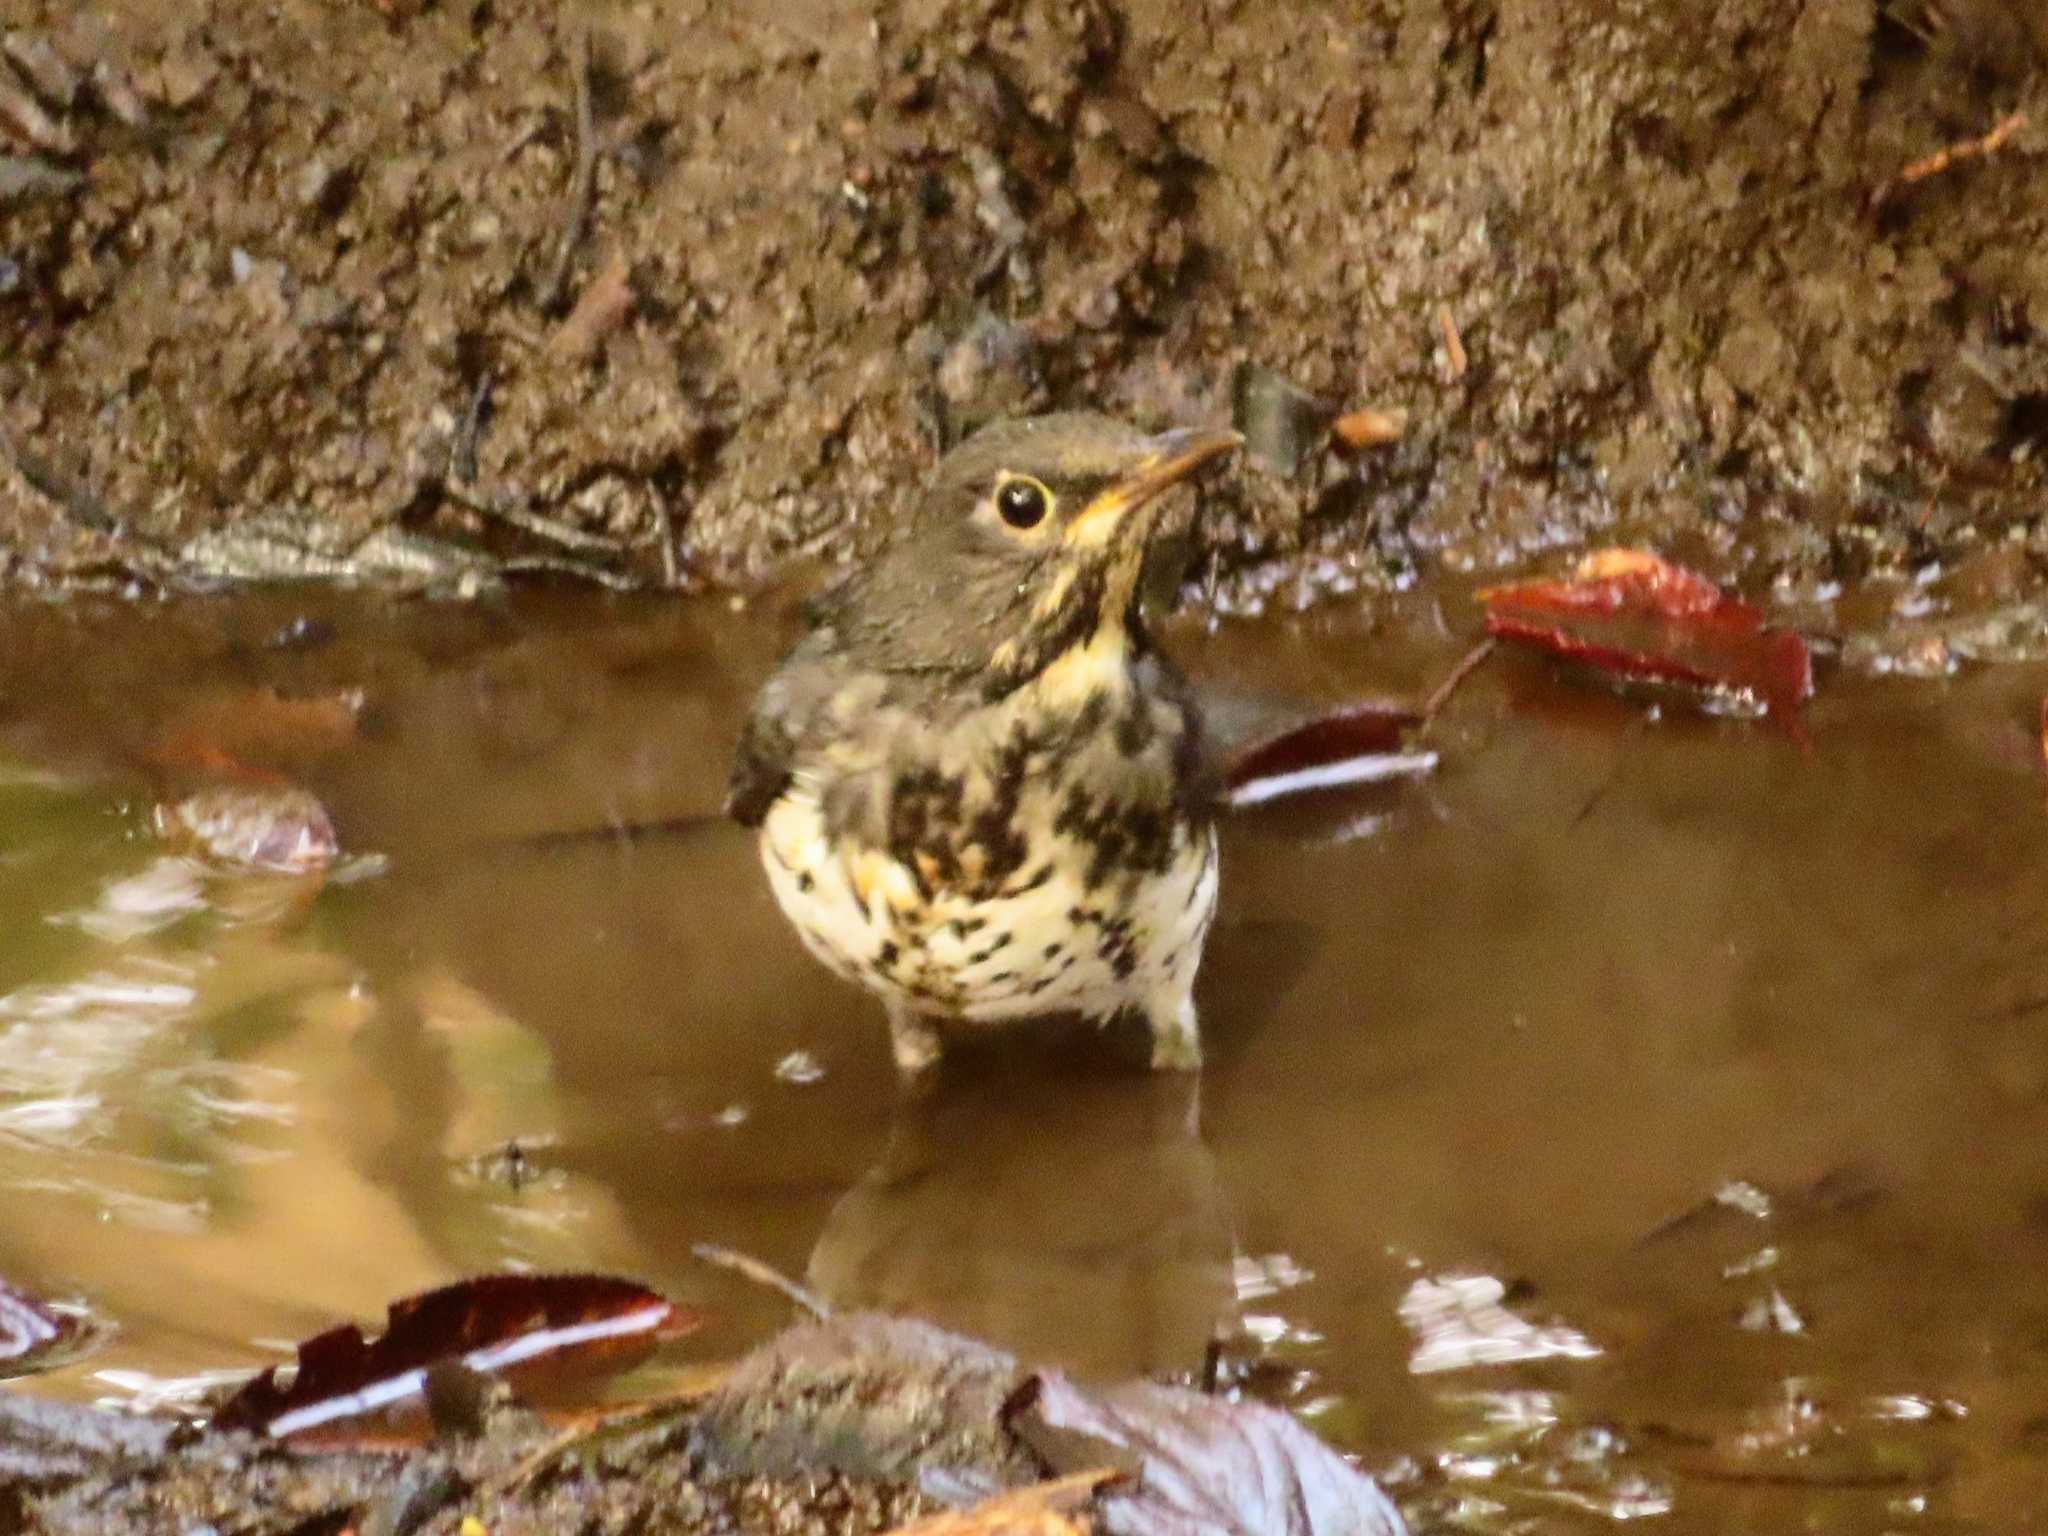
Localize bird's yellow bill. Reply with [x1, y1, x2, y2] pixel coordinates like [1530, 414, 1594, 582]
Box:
[1063, 426, 1242, 549]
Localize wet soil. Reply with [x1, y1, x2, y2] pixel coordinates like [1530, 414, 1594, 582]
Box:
[1, 589, 2046, 1532]
[4, 1, 2047, 609]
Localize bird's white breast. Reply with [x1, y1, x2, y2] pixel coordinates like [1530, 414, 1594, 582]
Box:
[759, 782, 1215, 1026]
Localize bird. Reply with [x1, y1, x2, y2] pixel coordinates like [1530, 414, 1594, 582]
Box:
[726, 412, 1242, 1076]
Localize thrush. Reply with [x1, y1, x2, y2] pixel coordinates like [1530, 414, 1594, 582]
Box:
[726, 412, 1241, 1075]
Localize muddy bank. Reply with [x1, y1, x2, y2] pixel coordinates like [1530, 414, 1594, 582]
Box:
[1, 0, 2046, 610]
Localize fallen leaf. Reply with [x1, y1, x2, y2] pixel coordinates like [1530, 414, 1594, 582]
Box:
[143, 686, 363, 786]
[1397, 1272, 1601, 1374]
[211, 1272, 703, 1445]
[1480, 548, 1813, 733]
[1008, 1371, 1406, 1536]
[154, 783, 339, 874]
[884, 1469, 1120, 1536]
[1222, 701, 1432, 808]
[0, 1277, 100, 1381]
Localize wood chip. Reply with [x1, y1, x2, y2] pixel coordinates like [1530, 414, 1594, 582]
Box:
[1437, 302, 1467, 381]
[547, 250, 634, 360]
[1331, 405, 1406, 449]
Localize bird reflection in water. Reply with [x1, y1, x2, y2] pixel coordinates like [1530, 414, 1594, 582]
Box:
[806, 1051, 1234, 1381]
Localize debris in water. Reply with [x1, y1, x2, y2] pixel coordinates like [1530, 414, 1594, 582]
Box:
[1398, 1274, 1601, 1375]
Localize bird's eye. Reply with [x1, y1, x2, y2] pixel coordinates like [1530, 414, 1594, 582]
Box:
[995, 477, 1051, 530]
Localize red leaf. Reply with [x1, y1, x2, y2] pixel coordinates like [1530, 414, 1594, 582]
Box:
[1, 1277, 99, 1381]
[210, 1272, 702, 1444]
[1223, 700, 1432, 807]
[1480, 549, 1813, 734]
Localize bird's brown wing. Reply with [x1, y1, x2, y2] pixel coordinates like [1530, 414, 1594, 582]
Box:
[724, 704, 795, 828]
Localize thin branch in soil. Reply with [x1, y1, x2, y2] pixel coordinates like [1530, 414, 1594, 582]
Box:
[1437, 302, 1467, 381]
[649, 478, 680, 589]
[441, 480, 621, 555]
[452, 369, 494, 485]
[1868, 110, 2029, 212]
[689, 1242, 831, 1321]
[540, 22, 599, 313]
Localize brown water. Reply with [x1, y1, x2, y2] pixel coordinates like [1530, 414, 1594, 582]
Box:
[3, 588, 2047, 1533]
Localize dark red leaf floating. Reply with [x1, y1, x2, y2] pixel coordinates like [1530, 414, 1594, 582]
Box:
[211, 1272, 701, 1444]
[1008, 1371, 1406, 1536]
[1223, 700, 1431, 808]
[0, 1278, 95, 1381]
[1480, 549, 1813, 733]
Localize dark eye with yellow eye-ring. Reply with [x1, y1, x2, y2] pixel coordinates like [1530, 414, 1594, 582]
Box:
[996, 478, 1050, 529]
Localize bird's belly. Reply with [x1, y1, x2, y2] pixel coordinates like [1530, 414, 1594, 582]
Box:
[759, 789, 1216, 1023]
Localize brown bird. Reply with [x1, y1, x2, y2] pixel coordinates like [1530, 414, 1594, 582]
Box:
[727, 413, 1241, 1075]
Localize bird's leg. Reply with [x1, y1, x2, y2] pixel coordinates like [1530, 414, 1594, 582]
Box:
[1146, 990, 1203, 1072]
[886, 999, 944, 1078]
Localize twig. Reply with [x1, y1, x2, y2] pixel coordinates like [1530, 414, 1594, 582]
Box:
[1421, 637, 1497, 724]
[689, 1242, 831, 1321]
[452, 370, 494, 485]
[441, 480, 620, 555]
[1869, 110, 2029, 212]
[540, 23, 598, 312]
[1437, 302, 1467, 381]
[648, 479, 680, 588]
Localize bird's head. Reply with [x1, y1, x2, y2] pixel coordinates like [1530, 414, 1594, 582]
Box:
[833, 412, 1240, 697]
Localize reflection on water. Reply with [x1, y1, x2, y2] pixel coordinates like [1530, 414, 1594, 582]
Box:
[0, 590, 2046, 1530]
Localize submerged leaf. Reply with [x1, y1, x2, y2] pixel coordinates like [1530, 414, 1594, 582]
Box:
[211, 1272, 702, 1444]
[1223, 701, 1432, 808]
[1480, 549, 1813, 732]
[1008, 1370, 1406, 1536]
[0, 1277, 100, 1381]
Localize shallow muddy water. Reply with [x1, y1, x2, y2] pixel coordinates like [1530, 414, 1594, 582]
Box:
[2, 588, 2047, 1533]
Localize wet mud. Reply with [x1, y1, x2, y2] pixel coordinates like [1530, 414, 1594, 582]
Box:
[2, 1, 2046, 612]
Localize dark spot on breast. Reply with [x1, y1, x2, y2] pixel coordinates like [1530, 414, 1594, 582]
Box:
[797, 872, 815, 893]
[991, 970, 1016, 983]
[876, 941, 901, 969]
[967, 932, 1012, 966]
[1114, 703, 1155, 757]
[1043, 941, 1063, 959]
[950, 915, 988, 939]
[1029, 977, 1054, 995]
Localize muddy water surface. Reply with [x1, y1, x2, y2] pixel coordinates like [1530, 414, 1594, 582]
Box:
[2, 589, 2047, 1533]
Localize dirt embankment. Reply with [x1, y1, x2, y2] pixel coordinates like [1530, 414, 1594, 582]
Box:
[2, 0, 2044, 615]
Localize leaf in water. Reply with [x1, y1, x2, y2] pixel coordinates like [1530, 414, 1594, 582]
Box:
[211, 1272, 703, 1445]
[1397, 1273, 1601, 1375]
[1480, 549, 1813, 734]
[154, 783, 339, 874]
[0, 1276, 101, 1381]
[1008, 1370, 1407, 1536]
[1223, 701, 1433, 808]
[143, 686, 363, 786]
[883, 1469, 1120, 1536]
